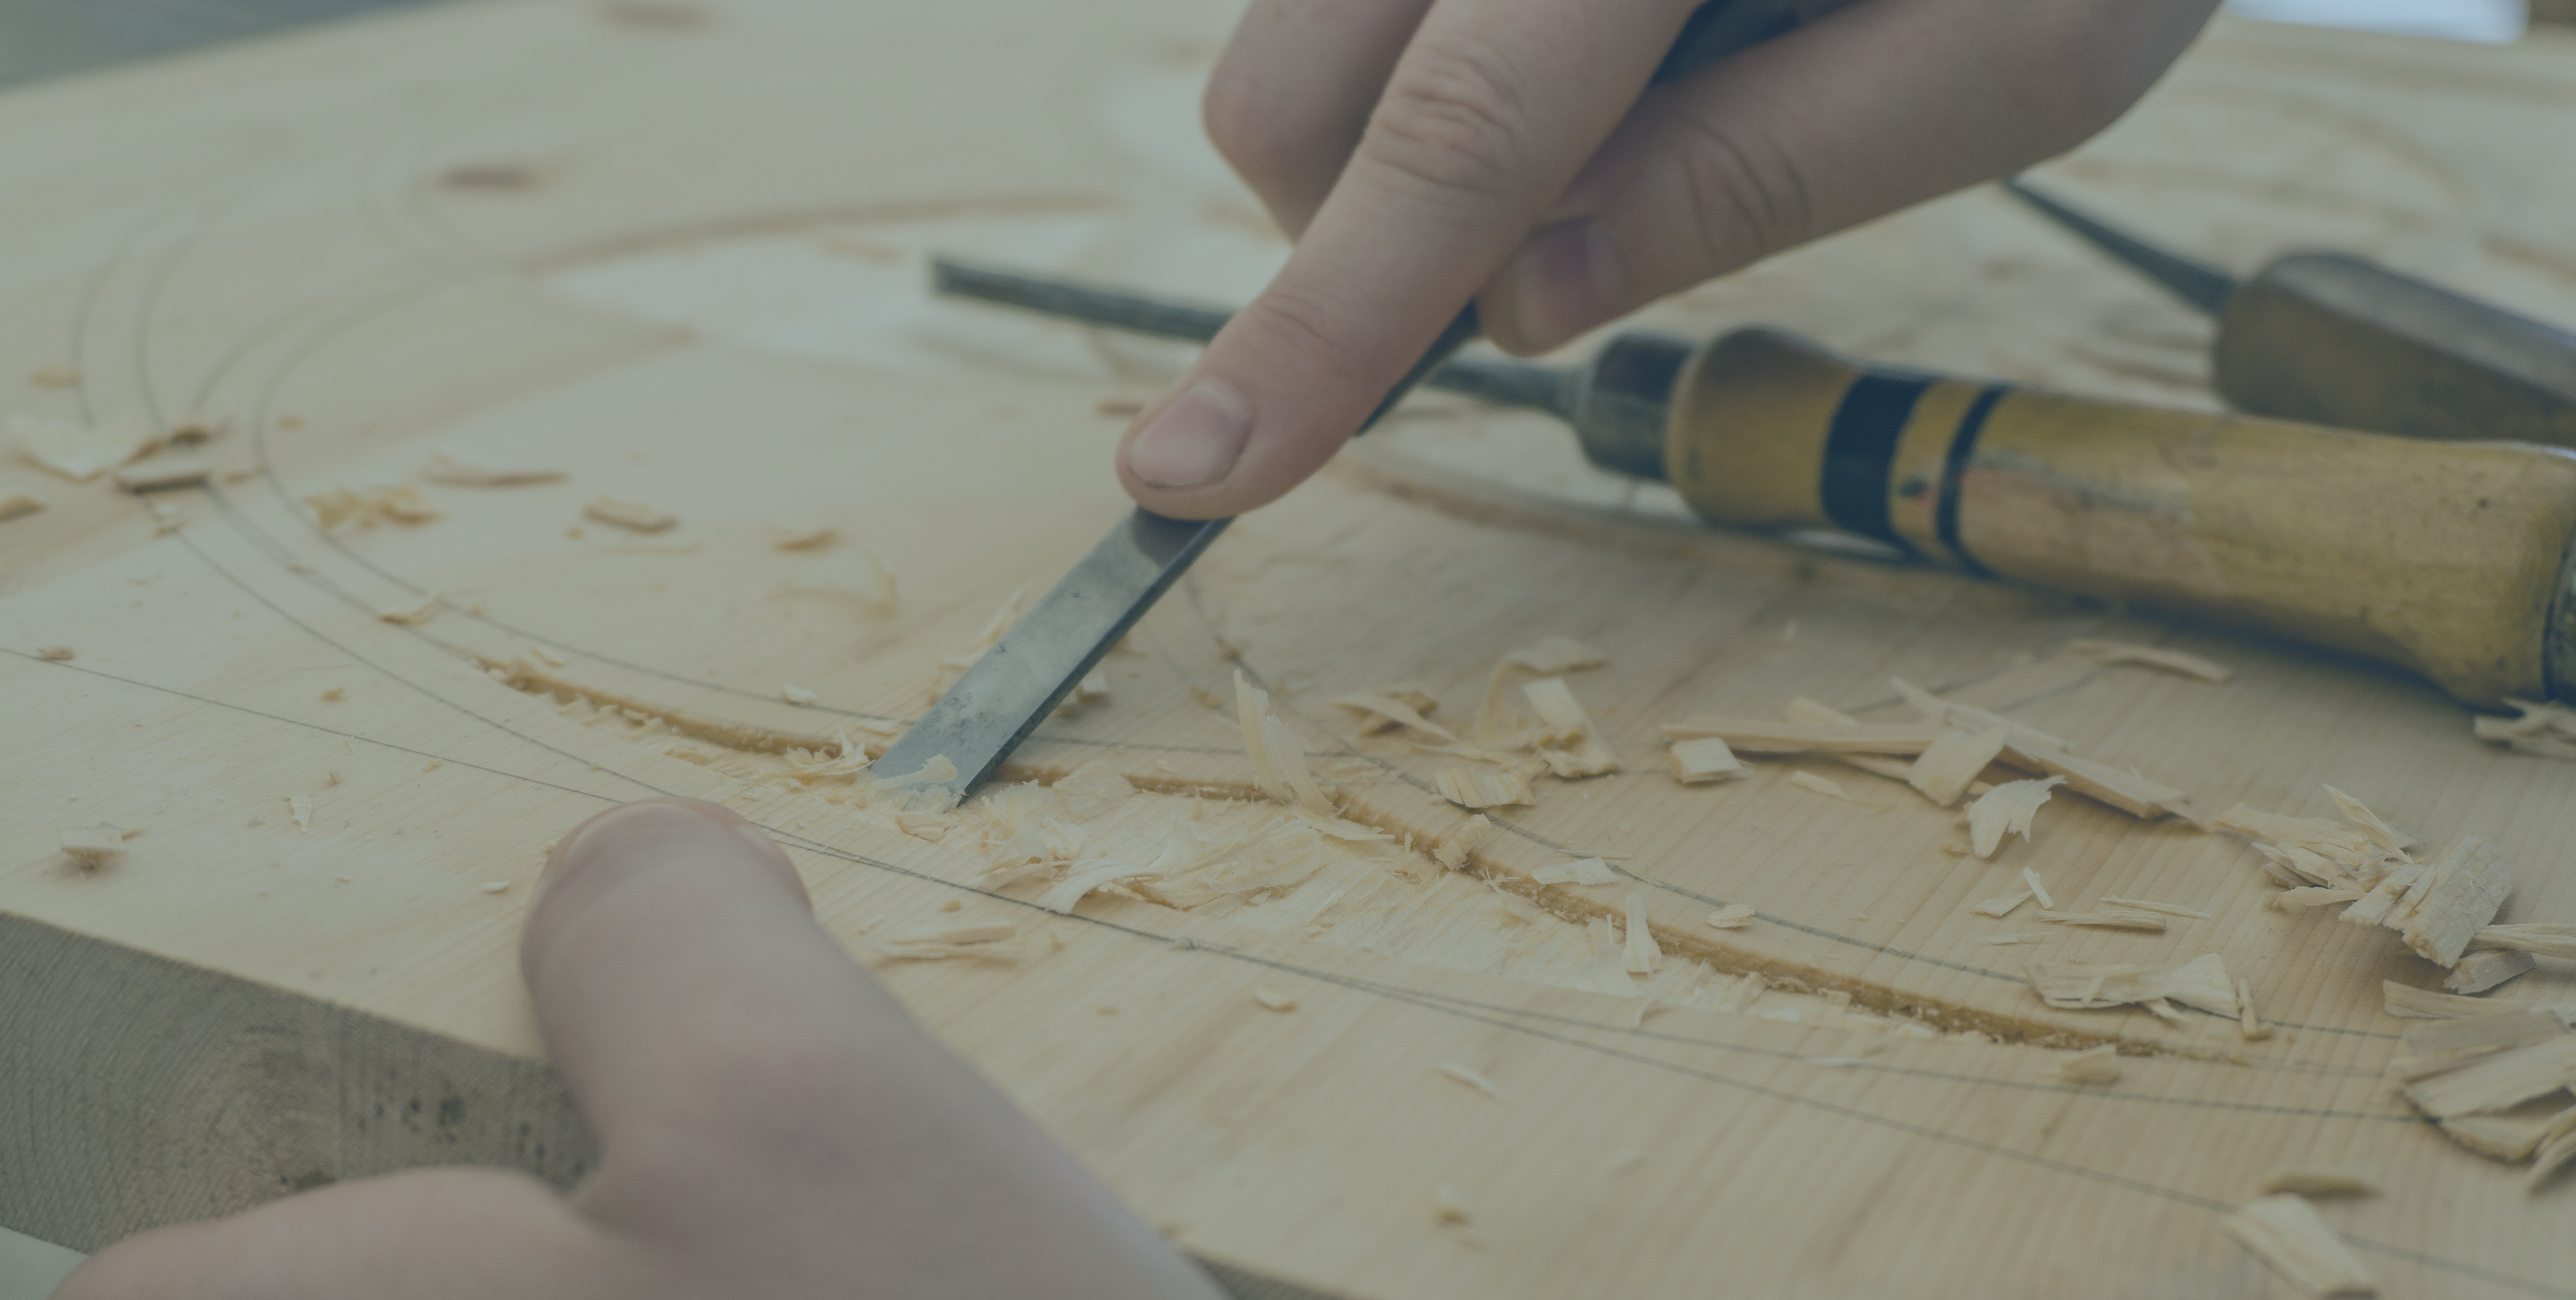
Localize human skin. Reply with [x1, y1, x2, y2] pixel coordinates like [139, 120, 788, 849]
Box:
[1117, 0, 2221, 519]
[55, 799, 1225, 1300]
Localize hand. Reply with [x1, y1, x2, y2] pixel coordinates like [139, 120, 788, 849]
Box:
[1116, 0, 2219, 519]
[57, 799, 1223, 1300]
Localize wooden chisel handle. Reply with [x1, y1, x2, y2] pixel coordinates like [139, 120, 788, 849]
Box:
[1660, 328, 2576, 706]
[2217, 252, 2576, 448]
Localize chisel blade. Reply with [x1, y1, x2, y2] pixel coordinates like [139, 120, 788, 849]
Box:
[2002, 177, 2237, 317]
[875, 304, 1482, 804]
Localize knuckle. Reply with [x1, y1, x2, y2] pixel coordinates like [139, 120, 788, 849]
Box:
[1358, 39, 1534, 203]
[1202, 66, 1319, 186]
[1674, 115, 1814, 270]
[1245, 280, 1370, 368]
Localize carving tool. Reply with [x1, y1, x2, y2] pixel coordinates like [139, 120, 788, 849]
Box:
[2002, 177, 2576, 448]
[929, 262, 2576, 717]
[876, 4, 1785, 801]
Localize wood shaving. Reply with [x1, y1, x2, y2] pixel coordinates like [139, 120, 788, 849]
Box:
[1668, 736, 1747, 783]
[2224, 1194, 2376, 1297]
[2100, 896, 2211, 919]
[2336, 836, 2513, 968]
[2439, 1103, 2570, 1162]
[1971, 890, 2032, 918]
[1530, 858, 1617, 886]
[2238, 978, 2269, 1040]
[2038, 907, 2169, 933]
[894, 812, 949, 842]
[0, 491, 43, 522]
[875, 919, 1024, 963]
[2399, 1035, 2576, 1119]
[146, 499, 185, 534]
[581, 495, 677, 532]
[1908, 726, 2008, 807]
[780, 683, 818, 706]
[2021, 868, 2056, 910]
[35, 645, 73, 661]
[289, 794, 312, 833]
[2260, 1168, 2377, 1198]
[479, 881, 512, 894]
[2383, 980, 2517, 1020]
[2528, 1112, 2576, 1191]
[1621, 889, 1660, 975]
[2047, 1043, 2120, 1086]
[2473, 698, 2576, 760]
[1052, 761, 1136, 821]
[1786, 770, 1850, 800]
[2069, 639, 2232, 682]
[2274, 887, 2364, 910]
[416, 447, 562, 486]
[1659, 718, 1945, 755]
[1433, 814, 1492, 871]
[1234, 671, 1340, 818]
[306, 482, 443, 529]
[1891, 679, 2187, 818]
[1253, 989, 1298, 1012]
[1965, 776, 2064, 856]
[2471, 923, 2576, 961]
[2400, 1008, 2562, 1059]
[1437, 1062, 1510, 1100]
[1434, 1183, 1474, 1226]
[1889, 677, 2070, 750]
[59, 825, 126, 870]
[1705, 903, 1756, 929]
[2028, 952, 2236, 1015]
[2446, 948, 2537, 994]
[1438, 765, 1534, 808]
[1501, 635, 1605, 674]
[1521, 677, 1618, 777]
[10, 412, 148, 482]
[112, 454, 209, 491]
[1334, 689, 1457, 743]
[1577, 915, 1642, 998]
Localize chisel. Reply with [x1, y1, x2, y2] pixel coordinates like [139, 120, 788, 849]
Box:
[2002, 177, 2576, 448]
[923, 262, 2576, 721]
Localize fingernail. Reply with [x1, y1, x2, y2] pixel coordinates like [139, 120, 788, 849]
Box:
[1506, 218, 1621, 351]
[1125, 380, 1252, 488]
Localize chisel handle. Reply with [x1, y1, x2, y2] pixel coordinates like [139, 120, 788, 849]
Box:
[2216, 252, 2576, 448]
[1662, 329, 2576, 705]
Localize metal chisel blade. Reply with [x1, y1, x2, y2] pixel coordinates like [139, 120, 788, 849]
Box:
[2002, 177, 2237, 317]
[874, 303, 1482, 804]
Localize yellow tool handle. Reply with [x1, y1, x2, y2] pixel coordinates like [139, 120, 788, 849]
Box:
[1662, 328, 2576, 705]
[2216, 252, 2576, 448]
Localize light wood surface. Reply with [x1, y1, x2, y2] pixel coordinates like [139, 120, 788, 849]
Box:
[6, 3, 2576, 1296]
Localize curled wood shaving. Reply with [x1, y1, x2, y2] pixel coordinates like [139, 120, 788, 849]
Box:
[59, 825, 126, 870]
[1334, 689, 1456, 743]
[419, 447, 564, 486]
[2069, 639, 2232, 682]
[1053, 762, 1136, 821]
[2383, 980, 2519, 1020]
[2446, 948, 2537, 995]
[1786, 770, 1850, 800]
[1965, 777, 2064, 858]
[1530, 858, 1616, 886]
[1668, 736, 1746, 784]
[1705, 903, 1756, 929]
[582, 495, 677, 532]
[1432, 814, 1492, 870]
[2021, 868, 2056, 911]
[1521, 677, 1617, 777]
[1253, 989, 1298, 1012]
[1971, 890, 2032, 919]
[2047, 1043, 2120, 1086]
[1437, 766, 1534, 809]
[893, 812, 949, 842]
[2224, 1194, 2376, 1297]
[2474, 698, 2576, 760]
[2472, 923, 2576, 961]
[1908, 726, 2008, 807]
[1502, 635, 1605, 674]
[1232, 671, 1340, 818]
[1437, 1063, 1510, 1100]
[2028, 952, 2235, 1016]
[0, 491, 43, 522]
[1129, 818, 1335, 911]
[308, 483, 442, 529]
[2399, 1035, 2576, 1119]
[2260, 1168, 2377, 1198]
[1622, 889, 1660, 975]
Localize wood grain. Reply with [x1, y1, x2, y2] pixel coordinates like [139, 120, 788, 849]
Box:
[5, 3, 2576, 1297]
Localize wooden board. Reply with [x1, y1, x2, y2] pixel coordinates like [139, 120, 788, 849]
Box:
[7, 2, 2576, 1295]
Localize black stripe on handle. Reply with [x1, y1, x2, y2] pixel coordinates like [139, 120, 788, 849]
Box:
[1819, 373, 1934, 544]
[1936, 385, 2008, 578]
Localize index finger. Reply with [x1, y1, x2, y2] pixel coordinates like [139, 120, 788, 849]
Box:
[1119, 0, 1702, 518]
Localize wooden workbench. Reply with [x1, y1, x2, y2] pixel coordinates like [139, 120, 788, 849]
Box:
[6, 2, 2576, 1294]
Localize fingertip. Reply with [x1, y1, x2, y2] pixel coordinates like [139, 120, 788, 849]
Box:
[525, 799, 809, 972]
[1483, 217, 1624, 355]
